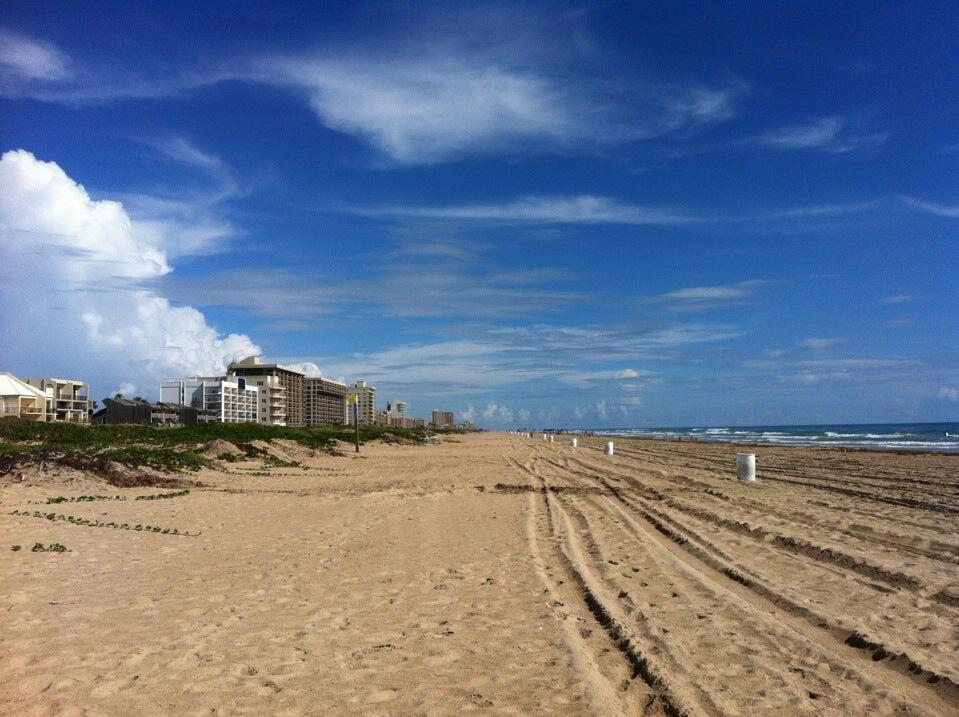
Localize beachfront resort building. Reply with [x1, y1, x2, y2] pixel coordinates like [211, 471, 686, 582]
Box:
[348, 380, 376, 425]
[0, 372, 90, 423]
[304, 377, 348, 426]
[25, 377, 90, 423]
[160, 377, 259, 423]
[432, 410, 455, 429]
[228, 356, 305, 427]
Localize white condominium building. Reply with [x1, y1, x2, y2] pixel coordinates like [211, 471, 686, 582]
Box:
[348, 380, 376, 425]
[0, 374, 89, 423]
[25, 377, 90, 423]
[160, 377, 259, 423]
[386, 400, 408, 418]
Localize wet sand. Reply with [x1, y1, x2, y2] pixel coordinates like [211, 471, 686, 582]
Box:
[1, 433, 957, 715]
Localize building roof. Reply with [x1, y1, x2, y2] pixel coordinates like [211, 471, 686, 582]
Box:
[0, 372, 49, 399]
[105, 396, 216, 415]
[229, 356, 305, 376]
[305, 376, 347, 388]
[106, 396, 151, 407]
[26, 377, 88, 385]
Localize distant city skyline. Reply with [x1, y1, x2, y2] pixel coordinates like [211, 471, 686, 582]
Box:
[1, 2, 957, 427]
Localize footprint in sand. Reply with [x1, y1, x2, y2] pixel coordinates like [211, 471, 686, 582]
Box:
[365, 688, 399, 703]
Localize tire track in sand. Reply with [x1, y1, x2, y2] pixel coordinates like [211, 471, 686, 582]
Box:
[515, 440, 959, 715]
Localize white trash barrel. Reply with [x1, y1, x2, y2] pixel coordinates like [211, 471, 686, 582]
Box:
[604, 441, 614, 456]
[736, 453, 756, 481]
[571, 437, 578, 448]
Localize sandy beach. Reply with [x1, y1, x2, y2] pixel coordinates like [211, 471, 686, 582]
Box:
[2, 432, 957, 716]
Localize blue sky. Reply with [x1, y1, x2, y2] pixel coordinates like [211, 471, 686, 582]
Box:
[1, 1, 957, 427]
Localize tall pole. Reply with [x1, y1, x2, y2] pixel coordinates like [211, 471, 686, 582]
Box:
[353, 401, 360, 453]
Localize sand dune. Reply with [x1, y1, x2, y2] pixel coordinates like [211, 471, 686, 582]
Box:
[1, 433, 957, 715]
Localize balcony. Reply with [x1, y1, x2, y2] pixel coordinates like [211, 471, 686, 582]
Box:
[4, 405, 45, 415]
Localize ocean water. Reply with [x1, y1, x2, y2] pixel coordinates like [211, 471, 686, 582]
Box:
[593, 422, 959, 453]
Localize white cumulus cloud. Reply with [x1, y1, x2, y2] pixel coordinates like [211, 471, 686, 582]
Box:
[285, 362, 324, 377]
[481, 401, 514, 424]
[0, 149, 259, 399]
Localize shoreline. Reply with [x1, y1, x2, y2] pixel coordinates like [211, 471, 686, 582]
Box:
[519, 430, 959, 457]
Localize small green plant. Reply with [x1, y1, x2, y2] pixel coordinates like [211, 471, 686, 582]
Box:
[262, 457, 301, 468]
[135, 489, 190, 500]
[44, 494, 127, 504]
[11, 544, 21, 551]
[31, 542, 68, 552]
[9, 509, 194, 536]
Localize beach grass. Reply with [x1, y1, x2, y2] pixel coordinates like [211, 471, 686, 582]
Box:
[0, 418, 429, 472]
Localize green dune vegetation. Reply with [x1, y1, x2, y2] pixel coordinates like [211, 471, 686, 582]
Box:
[0, 418, 430, 473]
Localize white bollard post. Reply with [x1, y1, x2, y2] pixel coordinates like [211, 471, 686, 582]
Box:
[571, 437, 578, 448]
[736, 453, 756, 481]
[549, 434, 554, 443]
[543, 433, 548, 442]
[604, 441, 614, 456]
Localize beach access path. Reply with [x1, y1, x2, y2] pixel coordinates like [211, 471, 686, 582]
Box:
[1, 433, 957, 715]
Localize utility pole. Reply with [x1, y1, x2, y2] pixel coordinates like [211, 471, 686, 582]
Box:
[349, 392, 360, 453]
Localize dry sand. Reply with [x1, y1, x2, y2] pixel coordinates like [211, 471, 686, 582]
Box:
[1, 432, 957, 716]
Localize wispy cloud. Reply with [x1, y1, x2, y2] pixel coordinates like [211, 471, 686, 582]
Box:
[741, 116, 887, 153]
[166, 242, 590, 320]
[883, 294, 922, 305]
[5, 10, 745, 164]
[264, 54, 581, 164]
[0, 28, 70, 84]
[661, 284, 754, 301]
[939, 387, 959, 401]
[759, 202, 878, 219]
[744, 356, 917, 385]
[154, 138, 238, 193]
[796, 337, 847, 350]
[118, 139, 245, 258]
[901, 197, 959, 218]
[249, 6, 747, 165]
[645, 279, 773, 312]
[345, 196, 882, 231]
[277, 320, 741, 409]
[747, 357, 914, 370]
[353, 195, 700, 225]
[559, 367, 648, 388]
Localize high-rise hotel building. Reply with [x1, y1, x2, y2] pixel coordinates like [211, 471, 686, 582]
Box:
[227, 356, 305, 427]
[304, 377, 348, 426]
